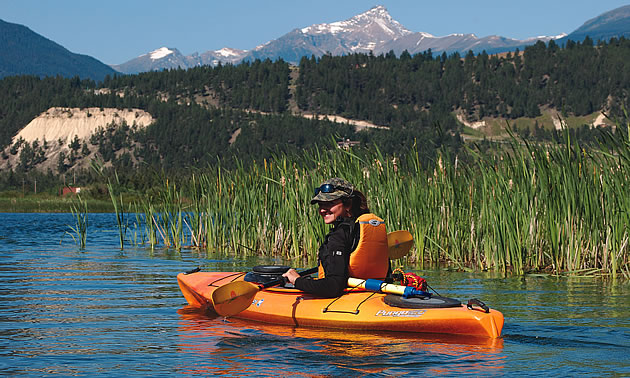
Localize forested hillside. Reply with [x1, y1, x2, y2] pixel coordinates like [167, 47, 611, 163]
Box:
[297, 37, 629, 122]
[1, 37, 630, 193]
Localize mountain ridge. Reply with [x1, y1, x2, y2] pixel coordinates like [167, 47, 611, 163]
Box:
[559, 4, 630, 44]
[112, 4, 628, 74]
[0, 19, 117, 81]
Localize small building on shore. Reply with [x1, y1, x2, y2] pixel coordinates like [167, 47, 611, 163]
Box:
[60, 186, 81, 196]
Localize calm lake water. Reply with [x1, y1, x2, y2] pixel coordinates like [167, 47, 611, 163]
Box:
[1, 213, 629, 376]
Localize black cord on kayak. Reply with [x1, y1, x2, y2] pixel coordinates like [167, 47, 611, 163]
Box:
[235, 242, 257, 252]
[184, 267, 201, 275]
[427, 283, 441, 297]
[223, 242, 258, 253]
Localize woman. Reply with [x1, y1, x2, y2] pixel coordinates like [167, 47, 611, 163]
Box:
[283, 177, 388, 298]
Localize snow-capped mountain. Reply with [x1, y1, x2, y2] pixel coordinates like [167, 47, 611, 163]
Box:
[111, 46, 248, 74]
[113, 6, 412, 73]
[199, 47, 248, 66]
[298, 5, 412, 53]
[111, 47, 196, 74]
[112, 4, 629, 74]
[241, 5, 412, 63]
[113, 5, 560, 73]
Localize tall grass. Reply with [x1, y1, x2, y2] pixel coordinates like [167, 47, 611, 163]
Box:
[92, 159, 128, 250]
[65, 194, 88, 249]
[107, 175, 127, 250]
[128, 124, 630, 278]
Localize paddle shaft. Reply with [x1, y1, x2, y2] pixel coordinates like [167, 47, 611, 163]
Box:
[262, 267, 318, 288]
[211, 267, 318, 316]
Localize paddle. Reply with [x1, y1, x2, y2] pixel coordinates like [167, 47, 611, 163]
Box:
[212, 267, 318, 317]
[212, 230, 414, 317]
[387, 230, 414, 259]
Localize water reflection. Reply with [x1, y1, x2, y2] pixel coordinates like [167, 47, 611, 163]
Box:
[176, 306, 505, 376]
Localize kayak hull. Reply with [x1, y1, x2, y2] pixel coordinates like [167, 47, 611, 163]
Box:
[177, 271, 504, 339]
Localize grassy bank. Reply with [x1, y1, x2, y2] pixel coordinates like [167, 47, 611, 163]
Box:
[0, 192, 114, 213]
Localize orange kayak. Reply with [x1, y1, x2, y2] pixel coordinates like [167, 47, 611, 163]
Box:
[177, 270, 504, 339]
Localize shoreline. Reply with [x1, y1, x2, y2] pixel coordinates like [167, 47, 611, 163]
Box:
[0, 195, 114, 213]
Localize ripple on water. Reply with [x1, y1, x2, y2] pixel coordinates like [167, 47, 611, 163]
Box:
[0, 213, 629, 376]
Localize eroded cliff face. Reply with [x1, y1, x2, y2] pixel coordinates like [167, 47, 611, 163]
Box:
[1, 107, 154, 173]
[14, 107, 153, 144]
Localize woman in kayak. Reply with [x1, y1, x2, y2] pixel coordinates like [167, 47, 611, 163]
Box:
[283, 177, 389, 298]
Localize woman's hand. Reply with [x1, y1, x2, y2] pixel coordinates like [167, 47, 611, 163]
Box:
[282, 268, 300, 284]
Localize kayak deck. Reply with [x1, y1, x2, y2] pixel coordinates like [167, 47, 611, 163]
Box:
[177, 271, 504, 339]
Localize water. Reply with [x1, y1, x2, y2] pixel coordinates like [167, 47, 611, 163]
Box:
[0, 213, 628, 376]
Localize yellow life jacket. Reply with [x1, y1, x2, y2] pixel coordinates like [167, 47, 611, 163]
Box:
[348, 213, 389, 279]
[318, 214, 388, 280]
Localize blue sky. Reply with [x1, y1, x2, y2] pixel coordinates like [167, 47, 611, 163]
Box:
[1, 1, 629, 65]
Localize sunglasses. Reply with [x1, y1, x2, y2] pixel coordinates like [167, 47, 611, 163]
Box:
[313, 184, 352, 196]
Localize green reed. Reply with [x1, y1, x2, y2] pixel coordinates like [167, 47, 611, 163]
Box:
[130, 202, 147, 246]
[107, 175, 127, 250]
[65, 194, 88, 249]
[91, 159, 129, 250]
[129, 125, 630, 277]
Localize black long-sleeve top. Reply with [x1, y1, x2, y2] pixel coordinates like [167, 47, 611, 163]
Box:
[294, 217, 359, 298]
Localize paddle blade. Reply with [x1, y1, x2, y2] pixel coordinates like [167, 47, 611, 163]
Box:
[212, 281, 260, 317]
[388, 230, 414, 259]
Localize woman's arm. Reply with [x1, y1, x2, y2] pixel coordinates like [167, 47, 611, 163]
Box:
[290, 224, 352, 297]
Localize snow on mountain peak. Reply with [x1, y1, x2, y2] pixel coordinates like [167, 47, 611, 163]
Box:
[301, 5, 411, 37]
[149, 47, 174, 60]
[522, 33, 567, 42]
[216, 47, 242, 57]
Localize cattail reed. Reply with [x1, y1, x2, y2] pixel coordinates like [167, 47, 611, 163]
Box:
[127, 124, 630, 278]
[66, 194, 88, 249]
